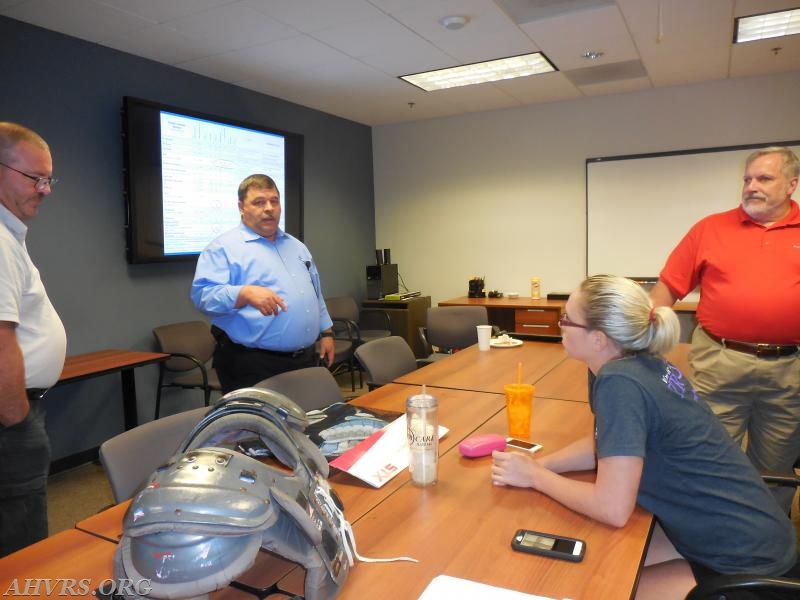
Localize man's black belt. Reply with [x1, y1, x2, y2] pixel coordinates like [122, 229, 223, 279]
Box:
[704, 330, 799, 358]
[211, 325, 312, 358]
[257, 346, 314, 358]
[26, 388, 48, 401]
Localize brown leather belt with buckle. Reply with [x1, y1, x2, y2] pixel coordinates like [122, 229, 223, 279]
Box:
[704, 330, 799, 358]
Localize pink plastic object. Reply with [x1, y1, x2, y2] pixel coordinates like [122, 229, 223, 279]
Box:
[458, 433, 507, 458]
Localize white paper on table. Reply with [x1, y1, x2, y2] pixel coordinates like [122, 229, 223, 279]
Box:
[329, 414, 447, 488]
[417, 575, 556, 600]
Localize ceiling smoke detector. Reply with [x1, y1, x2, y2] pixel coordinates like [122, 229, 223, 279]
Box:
[582, 50, 604, 60]
[440, 15, 469, 30]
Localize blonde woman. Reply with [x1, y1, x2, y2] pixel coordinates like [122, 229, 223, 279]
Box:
[492, 275, 798, 600]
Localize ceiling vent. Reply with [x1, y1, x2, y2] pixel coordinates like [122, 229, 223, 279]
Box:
[563, 60, 647, 86]
[496, 0, 615, 24]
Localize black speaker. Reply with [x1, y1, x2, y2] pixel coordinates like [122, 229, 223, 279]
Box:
[366, 264, 399, 299]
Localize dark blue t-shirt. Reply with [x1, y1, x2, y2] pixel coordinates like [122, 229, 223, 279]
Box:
[590, 354, 796, 575]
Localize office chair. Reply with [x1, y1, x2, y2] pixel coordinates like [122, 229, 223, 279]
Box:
[355, 336, 423, 390]
[152, 320, 221, 419]
[684, 470, 800, 600]
[316, 316, 361, 392]
[255, 366, 344, 411]
[325, 296, 392, 346]
[99, 407, 208, 503]
[419, 306, 491, 362]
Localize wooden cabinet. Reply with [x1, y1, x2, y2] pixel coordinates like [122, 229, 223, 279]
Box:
[439, 296, 699, 342]
[514, 306, 561, 336]
[362, 296, 431, 357]
[438, 296, 565, 339]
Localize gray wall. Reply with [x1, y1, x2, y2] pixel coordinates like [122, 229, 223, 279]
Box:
[0, 16, 376, 461]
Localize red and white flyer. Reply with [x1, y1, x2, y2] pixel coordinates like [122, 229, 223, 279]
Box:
[330, 415, 448, 488]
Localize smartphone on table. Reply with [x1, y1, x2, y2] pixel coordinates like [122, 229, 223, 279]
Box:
[511, 529, 585, 562]
[505, 438, 543, 453]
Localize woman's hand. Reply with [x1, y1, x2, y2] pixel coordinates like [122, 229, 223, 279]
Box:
[491, 450, 544, 488]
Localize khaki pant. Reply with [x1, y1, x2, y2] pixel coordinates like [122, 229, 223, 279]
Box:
[689, 327, 800, 513]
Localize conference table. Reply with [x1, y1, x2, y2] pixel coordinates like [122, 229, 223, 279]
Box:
[57, 349, 169, 430]
[394, 340, 568, 395]
[1, 340, 675, 599]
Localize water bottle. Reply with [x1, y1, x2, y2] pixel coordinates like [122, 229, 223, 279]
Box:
[406, 385, 438, 487]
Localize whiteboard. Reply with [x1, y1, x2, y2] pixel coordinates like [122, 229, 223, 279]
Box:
[586, 141, 800, 279]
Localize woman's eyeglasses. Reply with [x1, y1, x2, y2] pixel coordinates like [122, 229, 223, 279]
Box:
[558, 313, 589, 329]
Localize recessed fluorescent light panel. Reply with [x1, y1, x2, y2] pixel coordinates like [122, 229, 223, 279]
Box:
[400, 52, 556, 91]
[735, 8, 800, 43]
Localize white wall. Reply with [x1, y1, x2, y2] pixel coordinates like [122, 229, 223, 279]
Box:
[372, 70, 800, 305]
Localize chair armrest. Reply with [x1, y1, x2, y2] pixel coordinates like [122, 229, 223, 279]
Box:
[331, 317, 359, 342]
[164, 352, 210, 387]
[685, 574, 800, 600]
[418, 326, 432, 357]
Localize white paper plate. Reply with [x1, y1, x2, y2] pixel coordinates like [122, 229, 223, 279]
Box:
[490, 338, 523, 348]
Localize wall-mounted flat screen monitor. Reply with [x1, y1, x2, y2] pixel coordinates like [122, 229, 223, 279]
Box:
[122, 96, 303, 263]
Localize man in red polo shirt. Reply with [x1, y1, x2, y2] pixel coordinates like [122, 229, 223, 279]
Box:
[651, 146, 800, 513]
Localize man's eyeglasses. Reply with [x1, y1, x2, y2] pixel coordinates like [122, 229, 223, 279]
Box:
[558, 313, 589, 329]
[0, 161, 57, 191]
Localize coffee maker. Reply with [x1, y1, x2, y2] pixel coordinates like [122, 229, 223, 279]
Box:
[468, 276, 486, 298]
[366, 249, 399, 299]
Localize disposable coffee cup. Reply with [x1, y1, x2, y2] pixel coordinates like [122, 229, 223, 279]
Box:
[477, 325, 492, 351]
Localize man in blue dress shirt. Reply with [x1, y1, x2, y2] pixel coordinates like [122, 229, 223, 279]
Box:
[191, 174, 334, 393]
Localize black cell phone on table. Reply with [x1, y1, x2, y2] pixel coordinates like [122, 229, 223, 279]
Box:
[511, 529, 585, 562]
[505, 438, 543, 453]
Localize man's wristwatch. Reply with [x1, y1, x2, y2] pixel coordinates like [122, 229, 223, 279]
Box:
[320, 331, 334, 338]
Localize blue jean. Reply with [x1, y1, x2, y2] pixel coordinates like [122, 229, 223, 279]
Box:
[0, 401, 51, 557]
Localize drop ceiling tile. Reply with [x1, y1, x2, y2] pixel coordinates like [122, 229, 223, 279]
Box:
[103, 24, 222, 64]
[96, 0, 239, 23]
[166, 2, 298, 53]
[520, 4, 639, 71]
[4, 0, 153, 43]
[493, 71, 584, 104]
[730, 37, 800, 77]
[617, 0, 731, 87]
[242, 0, 384, 32]
[390, 0, 537, 63]
[309, 13, 433, 58]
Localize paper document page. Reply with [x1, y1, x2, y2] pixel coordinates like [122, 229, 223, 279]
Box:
[417, 575, 556, 599]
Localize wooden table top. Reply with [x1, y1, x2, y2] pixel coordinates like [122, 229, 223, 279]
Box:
[304, 399, 652, 600]
[0, 529, 116, 591]
[534, 343, 691, 403]
[394, 340, 568, 395]
[59, 348, 168, 382]
[75, 385, 506, 543]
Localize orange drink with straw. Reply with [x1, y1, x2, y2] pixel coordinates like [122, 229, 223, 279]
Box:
[505, 362, 534, 438]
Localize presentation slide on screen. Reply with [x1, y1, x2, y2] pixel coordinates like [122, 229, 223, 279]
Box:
[160, 111, 286, 255]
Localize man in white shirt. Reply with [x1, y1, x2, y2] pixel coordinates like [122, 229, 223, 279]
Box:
[0, 122, 67, 557]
